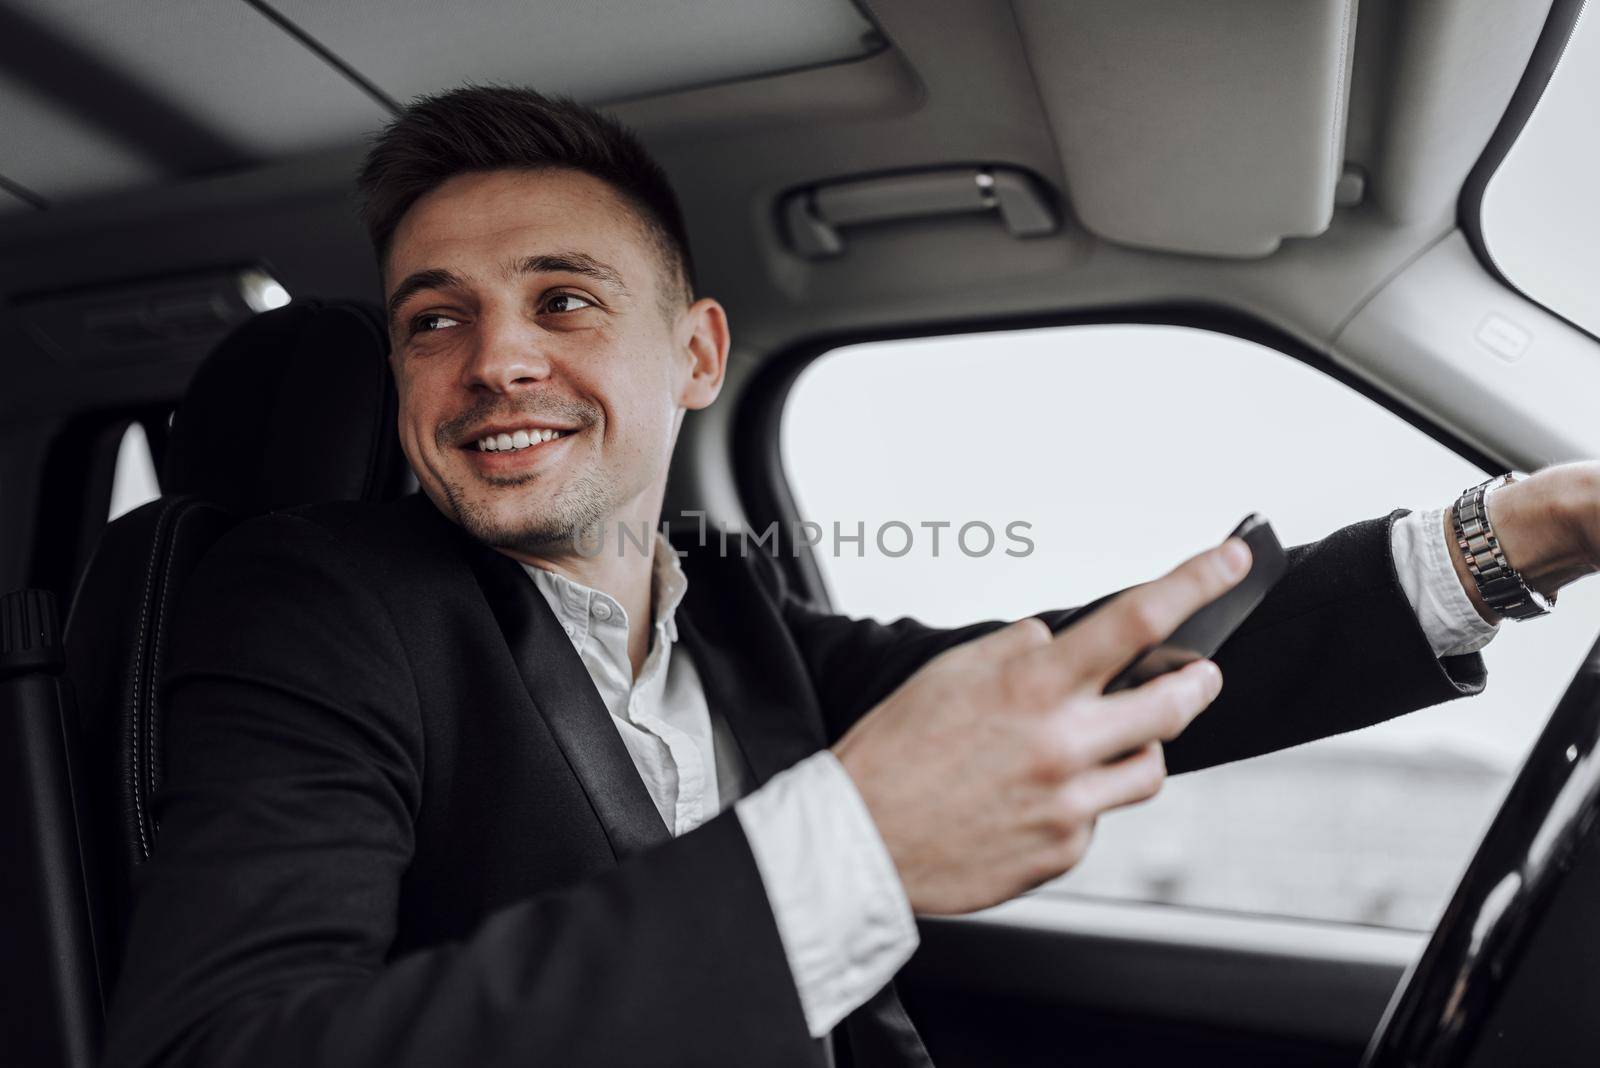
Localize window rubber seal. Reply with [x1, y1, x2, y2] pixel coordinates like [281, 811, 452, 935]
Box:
[1458, 0, 1595, 344]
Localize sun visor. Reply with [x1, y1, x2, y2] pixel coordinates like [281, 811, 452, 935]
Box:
[1013, 0, 1358, 257]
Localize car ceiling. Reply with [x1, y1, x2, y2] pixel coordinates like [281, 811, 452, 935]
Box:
[0, 0, 1559, 425]
[0, 0, 882, 201]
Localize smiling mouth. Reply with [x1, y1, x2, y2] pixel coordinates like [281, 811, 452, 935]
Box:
[462, 427, 576, 453]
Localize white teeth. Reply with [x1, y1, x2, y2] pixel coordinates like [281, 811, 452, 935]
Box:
[475, 427, 567, 452]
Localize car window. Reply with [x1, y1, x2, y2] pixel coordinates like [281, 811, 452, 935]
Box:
[108, 421, 160, 522]
[780, 323, 1600, 930]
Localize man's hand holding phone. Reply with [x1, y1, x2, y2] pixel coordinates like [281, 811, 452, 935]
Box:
[834, 533, 1256, 915]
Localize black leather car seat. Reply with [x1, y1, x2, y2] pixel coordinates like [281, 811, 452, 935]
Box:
[63, 298, 410, 1005]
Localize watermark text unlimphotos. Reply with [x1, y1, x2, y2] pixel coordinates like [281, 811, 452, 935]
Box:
[572, 513, 1035, 559]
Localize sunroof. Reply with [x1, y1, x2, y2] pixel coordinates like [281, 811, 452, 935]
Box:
[1479, 4, 1600, 338]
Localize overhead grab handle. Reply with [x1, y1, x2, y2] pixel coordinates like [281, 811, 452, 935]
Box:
[782, 166, 1058, 258]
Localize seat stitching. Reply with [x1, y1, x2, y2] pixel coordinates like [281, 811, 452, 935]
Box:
[130, 497, 183, 861]
[146, 502, 215, 843]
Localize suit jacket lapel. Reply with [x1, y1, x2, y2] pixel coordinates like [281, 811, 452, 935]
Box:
[456, 529, 671, 861]
[429, 492, 827, 857]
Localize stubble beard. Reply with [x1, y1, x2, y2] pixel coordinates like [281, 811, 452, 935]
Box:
[440, 464, 619, 557]
[430, 397, 618, 556]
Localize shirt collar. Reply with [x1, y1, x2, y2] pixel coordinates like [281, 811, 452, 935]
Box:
[519, 536, 688, 651]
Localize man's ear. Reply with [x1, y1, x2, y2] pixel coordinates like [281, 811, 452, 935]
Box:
[676, 297, 730, 412]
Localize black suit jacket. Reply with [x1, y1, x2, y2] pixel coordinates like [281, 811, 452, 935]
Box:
[102, 493, 1486, 1068]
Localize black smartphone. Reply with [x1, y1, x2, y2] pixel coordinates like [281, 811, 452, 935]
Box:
[1103, 513, 1288, 695]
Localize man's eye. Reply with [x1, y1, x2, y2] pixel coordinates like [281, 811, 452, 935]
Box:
[410, 313, 462, 335]
[542, 292, 596, 315]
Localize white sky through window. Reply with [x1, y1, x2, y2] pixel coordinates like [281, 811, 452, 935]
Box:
[782, 324, 1600, 928]
[108, 422, 160, 521]
[1481, 4, 1600, 337]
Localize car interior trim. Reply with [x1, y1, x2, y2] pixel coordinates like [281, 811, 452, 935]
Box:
[1458, 0, 1595, 345]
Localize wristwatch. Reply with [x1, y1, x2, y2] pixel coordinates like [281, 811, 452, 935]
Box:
[1451, 470, 1556, 621]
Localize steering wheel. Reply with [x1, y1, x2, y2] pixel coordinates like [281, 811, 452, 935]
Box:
[1364, 630, 1600, 1067]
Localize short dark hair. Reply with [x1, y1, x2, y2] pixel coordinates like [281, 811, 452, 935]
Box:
[356, 85, 695, 308]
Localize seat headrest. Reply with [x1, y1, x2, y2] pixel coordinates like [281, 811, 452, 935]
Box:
[163, 300, 411, 516]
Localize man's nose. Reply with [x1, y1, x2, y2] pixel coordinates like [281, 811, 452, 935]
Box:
[460, 313, 553, 392]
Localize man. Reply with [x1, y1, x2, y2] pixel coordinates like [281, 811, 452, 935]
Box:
[103, 87, 1600, 1067]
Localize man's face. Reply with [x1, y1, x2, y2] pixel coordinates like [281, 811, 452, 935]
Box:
[384, 167, 725, 557]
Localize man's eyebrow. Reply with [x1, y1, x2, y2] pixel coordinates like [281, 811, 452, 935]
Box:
[387, 268, 466, 331]
[511, 252, 629, 294]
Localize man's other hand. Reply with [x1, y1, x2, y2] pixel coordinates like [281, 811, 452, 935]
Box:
[832, 536, 1251, 915]
[1445, 460, 1600, 623]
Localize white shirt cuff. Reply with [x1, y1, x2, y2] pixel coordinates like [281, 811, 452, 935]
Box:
[734, 749, 918, 1038]
[1390, 505, 1501, 658]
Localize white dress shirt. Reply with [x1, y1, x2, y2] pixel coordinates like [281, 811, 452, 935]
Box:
[522, 506, 1500, 1039]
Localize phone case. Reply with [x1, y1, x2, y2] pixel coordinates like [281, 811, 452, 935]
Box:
[1104, 513, 1289, 695]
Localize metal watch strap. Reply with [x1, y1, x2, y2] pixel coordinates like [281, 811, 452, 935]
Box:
[1451, 471, 1554, 622]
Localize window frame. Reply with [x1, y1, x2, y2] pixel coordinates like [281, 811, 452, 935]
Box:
[731, 303, 1522, 958]
[733, 304, 1507, 608]
[1458, 0, 1597, 345]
